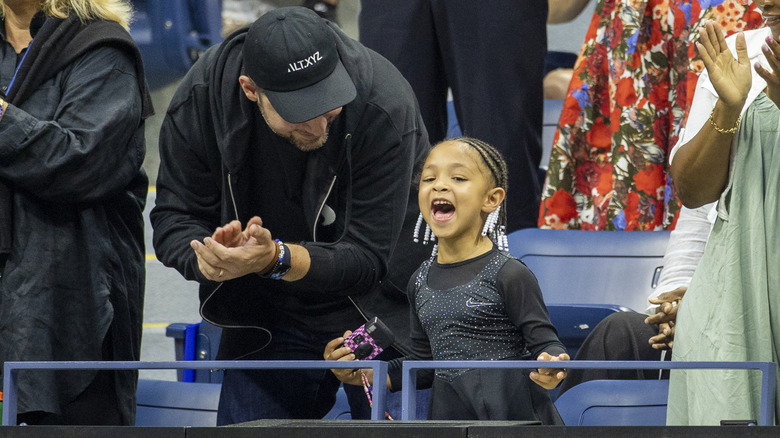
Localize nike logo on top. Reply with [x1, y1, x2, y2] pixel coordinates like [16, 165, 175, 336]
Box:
[288, 51, 323, 73]
[465, 297, 496, 308]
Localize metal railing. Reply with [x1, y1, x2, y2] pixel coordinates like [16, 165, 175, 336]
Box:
[4, 359, 775, 426]
[401, 360, 777, 425]
[2, 360, 388, 425]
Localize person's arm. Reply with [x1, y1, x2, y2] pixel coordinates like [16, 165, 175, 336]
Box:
[643, 203, 715, 349]
[151, 74, 226, 284]
[499, 260, 566, 358]
[670, 21, 751, 208]
[547, 0, 591, 24]
[644, 203, 715, 306]
[0, 47, 144, 203]
[498, 260, 568, 388]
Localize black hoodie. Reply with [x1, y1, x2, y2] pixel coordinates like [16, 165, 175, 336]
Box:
[151, 21, 429, 359]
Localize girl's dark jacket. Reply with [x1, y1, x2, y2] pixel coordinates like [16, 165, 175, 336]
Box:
[151, 21, 429, 359]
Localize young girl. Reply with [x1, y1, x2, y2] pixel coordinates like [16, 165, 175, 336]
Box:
[324, 137, 568, 423]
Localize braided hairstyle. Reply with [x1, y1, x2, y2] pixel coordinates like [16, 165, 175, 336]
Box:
[413, 136, 511, 252]
[455, 136, 508, 230]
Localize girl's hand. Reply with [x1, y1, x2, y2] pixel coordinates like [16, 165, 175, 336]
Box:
[323, 331, 371, 386]
[697, 20, 751, 109]
[530, 352, 569, 390]
[755, 35, 780, 109]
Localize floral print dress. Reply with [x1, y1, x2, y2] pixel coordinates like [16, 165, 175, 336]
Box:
[538, 0, 762, 231]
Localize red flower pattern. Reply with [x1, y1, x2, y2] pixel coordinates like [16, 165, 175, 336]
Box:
[543, 189, 578, 228]
[539, 0, 762, 231]
[615, 77, 638, 107]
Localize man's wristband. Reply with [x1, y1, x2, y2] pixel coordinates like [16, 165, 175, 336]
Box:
[258, 240, 281, 275]
[259, 239, 292, 280]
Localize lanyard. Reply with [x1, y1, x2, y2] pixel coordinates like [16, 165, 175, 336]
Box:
[7, 44, 31, 94]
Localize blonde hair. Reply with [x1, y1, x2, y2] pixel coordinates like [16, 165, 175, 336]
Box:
[4, 0, 134, 30]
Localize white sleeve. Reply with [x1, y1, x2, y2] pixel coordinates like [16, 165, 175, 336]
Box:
[645, 203, 716, 312]
[668, 72, 718, 166]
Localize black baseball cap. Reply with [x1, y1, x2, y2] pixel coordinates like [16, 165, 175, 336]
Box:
[242, 7, 356, 123]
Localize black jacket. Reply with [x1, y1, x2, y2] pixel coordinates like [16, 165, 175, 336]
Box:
[0, 15, 150, 424]
[151, 22, 429, 358]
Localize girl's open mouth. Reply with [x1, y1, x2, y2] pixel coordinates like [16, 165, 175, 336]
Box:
[432, 199, 455, 222]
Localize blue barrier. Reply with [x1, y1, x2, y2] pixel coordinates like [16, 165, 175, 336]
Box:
[2, 360, 388, 425]
[400, 360, 776, 425]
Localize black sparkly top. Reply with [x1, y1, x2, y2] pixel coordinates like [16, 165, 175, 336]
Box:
[388, 247, 565, 388]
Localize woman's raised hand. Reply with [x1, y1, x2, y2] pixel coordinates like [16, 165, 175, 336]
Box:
[697, 20, 751, 109]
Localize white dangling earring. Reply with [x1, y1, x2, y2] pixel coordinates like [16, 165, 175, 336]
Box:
[412, 212, 437, 252]
[482, 206, 500, 237]
[413, 213, 424, 243]
[429, 227, 437, 257]
[499, 225, 509, 252]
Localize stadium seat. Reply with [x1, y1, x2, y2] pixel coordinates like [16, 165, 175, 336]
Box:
[508, 229, 670, 313]
[554, 379, 669, 426]
[129, 0, 224, 89]
[546, 304, 630, 359]
[135, 379, 221, 426]
[322, 385, 353, 420]
[166, 320, 223, 383]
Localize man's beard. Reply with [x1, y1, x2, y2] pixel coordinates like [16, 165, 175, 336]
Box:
[259, 102, 331, 152]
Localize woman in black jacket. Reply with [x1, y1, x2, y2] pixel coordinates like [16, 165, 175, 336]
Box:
[0, 0, 152, 425]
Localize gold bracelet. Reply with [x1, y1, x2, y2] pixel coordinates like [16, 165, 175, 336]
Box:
[708, 111, 741, 135]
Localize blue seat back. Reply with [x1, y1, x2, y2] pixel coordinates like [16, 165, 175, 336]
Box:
[508, 229, 670, 313]
[554, 379, 669, 426]
[135, 379, 220, 426]
[322, 385, 352, 420]
[546, 303, 629, 359]
[166, 320, 223, 383]
[130, 0, 224, 89]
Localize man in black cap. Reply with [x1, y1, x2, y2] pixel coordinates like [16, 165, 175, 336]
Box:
[151, 6, 429, 424]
